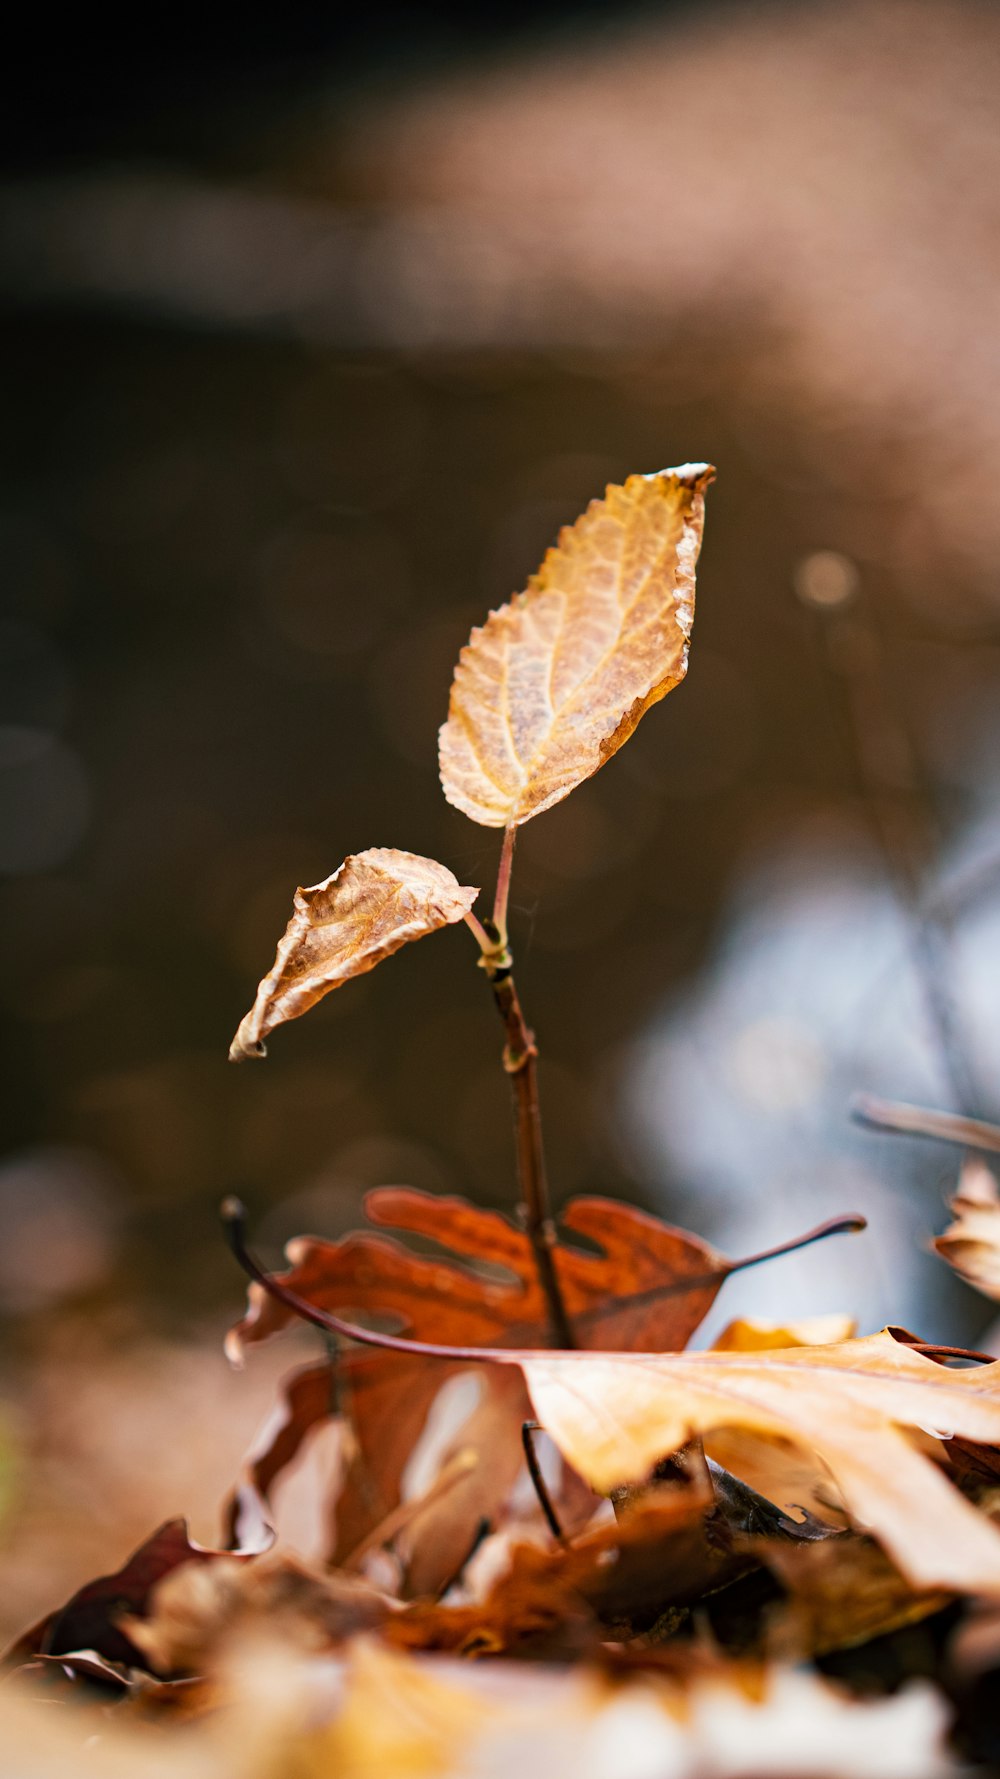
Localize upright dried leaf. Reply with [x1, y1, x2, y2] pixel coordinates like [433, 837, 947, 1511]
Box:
[439, 464, 714, 826]
[933, 1157, 1000, 1299]
[229, 849, 478, 1060]
[521, 1332, 1000, 1592]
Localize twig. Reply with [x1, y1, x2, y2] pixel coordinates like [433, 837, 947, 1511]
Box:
[851, 1093, 1000, 1156]
[522, 1420, 564, 1541]
[471, 826, 576, 1349]
[492, 822, 516, 942]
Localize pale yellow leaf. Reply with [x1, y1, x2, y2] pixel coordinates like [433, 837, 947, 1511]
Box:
[439, 464, 714, 827]
[932, 1157, 1000, 1300]
[711, 1314, 856, 1352]
[521, 1331, 1000, 1592]
[230, 849, 478, 1061]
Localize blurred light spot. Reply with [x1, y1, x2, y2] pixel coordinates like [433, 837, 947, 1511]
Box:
[726, 1015, 826, 1112]
[0, 728, 89, 874]
[794, 550, 859, 609]
[0, 1146, 119, 1314]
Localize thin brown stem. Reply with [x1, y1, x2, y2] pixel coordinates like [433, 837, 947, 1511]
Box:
[492, 823, 516, 942]
[463, 910, 495, 954]
[462, 827, 575, 1349]
[488, 965, 575, 1348]
[522, 1420, 564, 1541]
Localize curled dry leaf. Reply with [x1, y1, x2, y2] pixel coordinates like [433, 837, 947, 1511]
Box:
[229, 849, 478, 1061]
[521, 1332, 1000, 1593]
[439, 464, 714, 827]
[2, 1517, 268, 1677]
[760, 1534, 951, 1662]
[932, 1157, 1000, 1300]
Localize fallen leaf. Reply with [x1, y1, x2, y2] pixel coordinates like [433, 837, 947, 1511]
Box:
[932, 1157, 1000, 1299]
[2, 1518, 267, 1677]
[390, 1487, 738, 1657]
[712, 1315, 857, 1353]
[702, 1427, 847, 1529]
[521, 1332, 1000, 1593]
[760, 1534, 951, 1661]
[123, 1551, 391, 1676]
[311, 1637, 957, 1779]
[226, 1189, 848, 1592]
[229, 850, 478, 1061]
[439, 465, 714, 827]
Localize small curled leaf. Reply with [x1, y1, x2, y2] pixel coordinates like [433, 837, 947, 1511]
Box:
[439, 463, 714, 827]
[229, 849, 478, 1061]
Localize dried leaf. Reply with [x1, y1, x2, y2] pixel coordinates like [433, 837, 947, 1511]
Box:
[521, 1332, 1000, 1592]
[702, 1427, 847, 1529]
[123, 1551, 390, 1676]
[760, 1534, 951, 1661]
[389, 1485, 741, 1658]
[226, 1189, 819, 1596]
[439, 464, 714, 827]
[229, 849, 478, 1061]
[932, 1157, 1000, 1299]
[2, 1518, 267, 1677]
[712, 1315, 857, 1353]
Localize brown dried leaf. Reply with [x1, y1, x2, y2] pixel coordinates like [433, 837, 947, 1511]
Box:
[226, 1188, 765, 1593]
[389, 1485, 740, 1658]
[521, 1332, 1000, 1593]
[2, 1518, 267, 1677]
[124, 1551, 390, 1676]
[702, 1427, 847, 1529]
[439, 464, 714, 827]
[712, 1315, 856, 1353]
[229, 849, 478, 1061]
[932, 1157, 1000, 1300]
[760, 1534, 951, 1662]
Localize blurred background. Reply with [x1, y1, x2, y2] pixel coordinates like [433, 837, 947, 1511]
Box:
[4, 0, 1000, 1637]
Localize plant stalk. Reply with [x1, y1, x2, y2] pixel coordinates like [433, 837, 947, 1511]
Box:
[472, 825, 576, 1349]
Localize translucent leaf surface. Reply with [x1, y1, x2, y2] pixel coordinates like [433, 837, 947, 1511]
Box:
[439, 464, 714, 826]
[229, 849, 478, 1061]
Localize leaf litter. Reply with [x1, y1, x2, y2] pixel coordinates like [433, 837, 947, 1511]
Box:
[8, 465, 1000, 1774]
